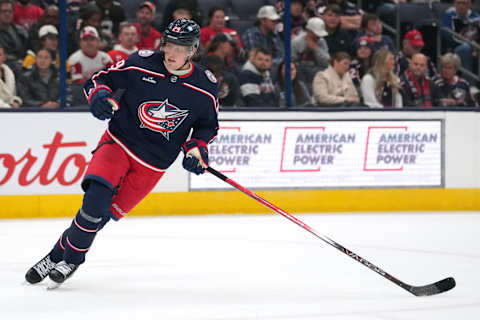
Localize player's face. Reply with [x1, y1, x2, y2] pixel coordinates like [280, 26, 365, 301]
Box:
[163, 42, 192, 70]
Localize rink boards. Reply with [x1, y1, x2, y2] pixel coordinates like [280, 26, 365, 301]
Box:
[1, 110, 479, 219]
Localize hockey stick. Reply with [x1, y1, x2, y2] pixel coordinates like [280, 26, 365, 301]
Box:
[206, 167, 455, 297]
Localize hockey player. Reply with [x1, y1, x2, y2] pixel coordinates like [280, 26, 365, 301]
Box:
[25, 18, 219, 286]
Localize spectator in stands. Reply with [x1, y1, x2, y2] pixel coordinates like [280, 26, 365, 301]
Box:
[395, 29, 438, 79]
[134, 1, 162, 51]
[358, 13, 396, 54]
[275, 61, 311, 107]
[312, 51, 358, 106]
[239, 47, 279, 107]
[160, 0, 202, 32]
[321, 4, 351, 55]
[67, 0, 86, 14]
[349, 36, 374, 97]
[361, 49, 402, 108]
[107, 22, 138, 64]
[68, 26, 112, 84]
[442, 0, 480, 75]
[23, 24, 59, 69]
[206, 32, 240, 75]
[0, 0, 28, 68]
[435, 52, 476, 107]
[200, 7, 243, 53]
[400, 53, 442, 108]
[78, 2, 115, 52]
[291, 17, 330, 91]
[18, 47, 59, 108]
[28, 5, 58, 52]
[242, 5, 284, 68]
[0, 44, 21, 108]
[275, 0, 308, 37]
[13, 0, 44, 30]
[318, 0, 363, 31]
[204, 54, 240, 107]
[91, 0, 125, 39]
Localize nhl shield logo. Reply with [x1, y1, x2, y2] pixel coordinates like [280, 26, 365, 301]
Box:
[138, 99, 189, 140]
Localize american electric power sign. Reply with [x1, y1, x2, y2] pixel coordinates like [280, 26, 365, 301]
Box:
[191, 120, 443, 190]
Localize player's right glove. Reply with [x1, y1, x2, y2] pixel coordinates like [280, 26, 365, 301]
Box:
[90, 88, 119, 120]
[182, 139, 209, 175]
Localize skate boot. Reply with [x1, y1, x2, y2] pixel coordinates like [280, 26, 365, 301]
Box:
[49, 261, 78, 284]
[25, 254, 57, 284]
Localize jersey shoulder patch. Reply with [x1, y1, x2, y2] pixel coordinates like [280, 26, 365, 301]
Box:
[138, 49, 154, 58]
[205, 69, 217, 83]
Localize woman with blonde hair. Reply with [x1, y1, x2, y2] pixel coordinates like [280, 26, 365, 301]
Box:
[361, 49, 402, 108]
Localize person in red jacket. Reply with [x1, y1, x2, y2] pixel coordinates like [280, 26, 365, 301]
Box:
[133, 1, 162, 50]
[13, 0, 43, 30]
[108, 22, 138, 64]
[200, 6, 243, 52]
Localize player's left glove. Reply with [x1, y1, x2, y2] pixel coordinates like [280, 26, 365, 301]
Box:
[90, 88, 119, 121]
[182, 139, 209, 175]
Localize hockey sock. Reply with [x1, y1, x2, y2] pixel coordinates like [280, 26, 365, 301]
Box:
[62, 181, 113, 265]
[49, 229, 69, 263]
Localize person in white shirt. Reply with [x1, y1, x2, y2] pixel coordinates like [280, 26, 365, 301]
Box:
[68, 26, 113, 84]
[0, 45, 21, 108]
[312, 51, 359, 106]
[361, 49, 402, 108]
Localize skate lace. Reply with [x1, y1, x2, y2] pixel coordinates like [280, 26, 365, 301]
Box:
[33, 256, 55, 277]
[55, 261, 75, 276]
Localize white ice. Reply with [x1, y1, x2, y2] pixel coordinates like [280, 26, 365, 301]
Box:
[1, 212, 479, 320]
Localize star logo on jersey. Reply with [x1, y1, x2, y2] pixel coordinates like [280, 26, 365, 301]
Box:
[138, 99, 189, 140]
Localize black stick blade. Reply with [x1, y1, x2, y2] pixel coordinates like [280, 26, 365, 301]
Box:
[409, 277, 456, 296]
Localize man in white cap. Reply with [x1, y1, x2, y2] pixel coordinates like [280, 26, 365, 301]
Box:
[22, 24, 59, 69]
[68, 26, 113, 84]
[241, 5, 284, 67]
[291, 17, 330, 91]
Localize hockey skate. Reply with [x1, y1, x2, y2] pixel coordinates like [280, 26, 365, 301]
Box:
[48, 261, 78, 286]
[25, 254, 57, 284]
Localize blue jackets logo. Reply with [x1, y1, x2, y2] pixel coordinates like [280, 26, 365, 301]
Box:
[138, 99, 189, 140]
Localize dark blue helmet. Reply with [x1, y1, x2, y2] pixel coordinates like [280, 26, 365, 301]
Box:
[163, 18, 200, 49]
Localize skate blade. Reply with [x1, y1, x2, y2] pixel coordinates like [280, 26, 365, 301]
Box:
[46, 280, 62, 290]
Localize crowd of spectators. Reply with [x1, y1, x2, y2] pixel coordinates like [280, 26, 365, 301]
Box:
[0, 0, 478, 109]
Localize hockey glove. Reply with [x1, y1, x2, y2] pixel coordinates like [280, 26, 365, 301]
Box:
[90, 89, 119, 120]
[182, 139, 209, 175]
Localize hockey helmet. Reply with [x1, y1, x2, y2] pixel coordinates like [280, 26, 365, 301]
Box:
[162, 18, 200, 51]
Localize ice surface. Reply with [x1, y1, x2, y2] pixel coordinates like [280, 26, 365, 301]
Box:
[1, 212, 479, 320]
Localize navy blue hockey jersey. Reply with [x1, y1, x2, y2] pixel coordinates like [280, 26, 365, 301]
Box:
[84, 50, 219, 171]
